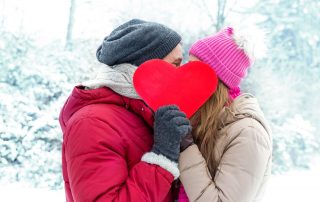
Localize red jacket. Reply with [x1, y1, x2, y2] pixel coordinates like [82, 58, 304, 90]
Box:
[59, 86, 175, 202]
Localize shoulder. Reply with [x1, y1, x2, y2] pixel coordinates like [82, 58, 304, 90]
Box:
[67, 103, 143, 131]
[69, 103, 126, 121]
[64, 103, 153, 150]
[225, 118, 272, 151]
[63, 104, 131, 145]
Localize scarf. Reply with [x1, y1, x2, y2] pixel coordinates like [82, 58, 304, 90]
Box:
[82, 63, 141, 99]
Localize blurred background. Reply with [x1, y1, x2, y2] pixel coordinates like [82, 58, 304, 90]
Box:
[0, 0, 319, 201]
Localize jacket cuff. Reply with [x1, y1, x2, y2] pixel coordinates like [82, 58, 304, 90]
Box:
[141, 152, 180, 180]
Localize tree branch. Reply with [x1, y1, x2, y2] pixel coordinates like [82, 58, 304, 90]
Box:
[65, 0, 76, 51]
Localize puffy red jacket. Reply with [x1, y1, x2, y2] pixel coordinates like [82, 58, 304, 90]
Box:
[59, 86, 175, 202]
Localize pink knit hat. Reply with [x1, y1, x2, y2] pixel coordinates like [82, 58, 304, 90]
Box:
[189, 27, 253, 99]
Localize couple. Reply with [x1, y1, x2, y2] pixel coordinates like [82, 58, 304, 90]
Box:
[59, 19, 272, 202]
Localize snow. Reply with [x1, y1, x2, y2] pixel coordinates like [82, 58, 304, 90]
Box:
[1, 169, 320, 202]
[263, 170, 320, 202]
[1, 183, 65, 202]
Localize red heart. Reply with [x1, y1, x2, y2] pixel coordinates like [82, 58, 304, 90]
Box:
[133, 59, 218, 118]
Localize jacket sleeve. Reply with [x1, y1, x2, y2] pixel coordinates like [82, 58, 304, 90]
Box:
[64, 117, 175, 202]
[178, 126, 272, 202]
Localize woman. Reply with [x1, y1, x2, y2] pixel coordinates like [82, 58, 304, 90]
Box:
[178, 27, 272, 202]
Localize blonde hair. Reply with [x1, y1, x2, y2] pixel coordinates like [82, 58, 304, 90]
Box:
[190, 81, 230, 177]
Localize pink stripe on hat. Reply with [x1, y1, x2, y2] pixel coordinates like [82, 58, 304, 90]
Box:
[189, 27, 251, 99]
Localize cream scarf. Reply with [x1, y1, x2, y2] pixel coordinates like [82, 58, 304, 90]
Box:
[82, 63, 141, 99]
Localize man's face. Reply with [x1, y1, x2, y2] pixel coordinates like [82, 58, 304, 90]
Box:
[163, 44, 183, 67]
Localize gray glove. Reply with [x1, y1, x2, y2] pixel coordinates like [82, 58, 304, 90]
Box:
[152, 105, 192, 163]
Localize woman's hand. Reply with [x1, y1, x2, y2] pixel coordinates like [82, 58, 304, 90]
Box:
[180, 132, 194, 152]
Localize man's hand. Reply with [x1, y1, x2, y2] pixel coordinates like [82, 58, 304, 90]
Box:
[152, 105, 192, 162]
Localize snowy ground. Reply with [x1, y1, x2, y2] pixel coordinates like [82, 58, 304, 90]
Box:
[1, 169, 319, 202]
[262, 170, 320, 202]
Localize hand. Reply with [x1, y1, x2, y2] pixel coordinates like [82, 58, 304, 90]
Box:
[152, 105, 192, 162]
[180, 132, 194, 152]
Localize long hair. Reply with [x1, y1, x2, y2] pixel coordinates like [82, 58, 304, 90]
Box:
[190, 81, 230, 177]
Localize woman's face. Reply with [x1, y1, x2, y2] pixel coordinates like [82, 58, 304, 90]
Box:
[189, 55, 200, 62]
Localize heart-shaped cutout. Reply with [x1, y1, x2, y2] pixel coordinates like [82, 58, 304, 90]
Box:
[133, 59, 218, 118]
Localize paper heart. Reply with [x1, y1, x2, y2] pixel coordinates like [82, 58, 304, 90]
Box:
[133, 59, 218, 118]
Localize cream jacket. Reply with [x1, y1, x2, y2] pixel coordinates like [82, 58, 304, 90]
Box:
[179, 94, 272, 202]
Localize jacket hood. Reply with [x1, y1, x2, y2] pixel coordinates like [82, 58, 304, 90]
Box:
[59, 86, 154, 132]
[219, 93, 272, 136]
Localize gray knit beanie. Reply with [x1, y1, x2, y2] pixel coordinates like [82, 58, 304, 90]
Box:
[96, 19, 182, 66]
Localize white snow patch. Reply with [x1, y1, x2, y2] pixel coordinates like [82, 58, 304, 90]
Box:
[0, 183, 65, 202]
[1, 167, 320, 202]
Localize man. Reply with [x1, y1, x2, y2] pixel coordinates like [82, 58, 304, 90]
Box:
[59, 19, 191, 202]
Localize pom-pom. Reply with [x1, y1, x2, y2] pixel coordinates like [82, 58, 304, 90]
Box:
[228, 25, 267, 63]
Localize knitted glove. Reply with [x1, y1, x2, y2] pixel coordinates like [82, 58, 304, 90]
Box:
[152, 105, 192, 163]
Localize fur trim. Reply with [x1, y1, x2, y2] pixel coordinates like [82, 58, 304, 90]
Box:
[230, 25, 267, 63]
[141, 152, 180, 180]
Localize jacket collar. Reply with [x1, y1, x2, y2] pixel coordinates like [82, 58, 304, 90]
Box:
[122, 95, 154, 127]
